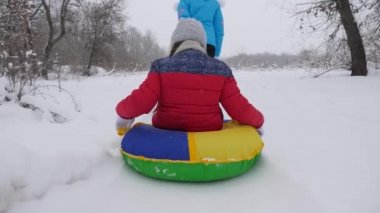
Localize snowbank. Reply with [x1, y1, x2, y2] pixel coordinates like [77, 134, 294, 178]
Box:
[1, 69, 380, 213]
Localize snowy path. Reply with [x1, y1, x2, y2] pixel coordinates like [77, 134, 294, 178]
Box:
[2, 70, 380, 213]
[9, 156, 326, 213]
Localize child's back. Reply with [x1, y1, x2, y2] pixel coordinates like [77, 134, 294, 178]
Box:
[150, 49, 261, 131]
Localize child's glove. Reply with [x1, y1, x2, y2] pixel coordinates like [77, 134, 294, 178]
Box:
[116, 117, 135, 136]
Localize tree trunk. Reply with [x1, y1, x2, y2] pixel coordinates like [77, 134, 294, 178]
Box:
[336, 0, 368, 76]
[84, 39, 97, 76]
[41, 0, 70, 79]
[24, 17, 38, 79]
[41, 44, 52, 78]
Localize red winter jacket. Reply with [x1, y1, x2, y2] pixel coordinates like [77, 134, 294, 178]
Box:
[116, 49, 264, 132]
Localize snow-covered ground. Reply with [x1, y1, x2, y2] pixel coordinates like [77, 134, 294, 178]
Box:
[1, 69, 380, 213]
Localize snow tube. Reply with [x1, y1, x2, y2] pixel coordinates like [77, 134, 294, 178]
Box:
[120, 121, 264, 182]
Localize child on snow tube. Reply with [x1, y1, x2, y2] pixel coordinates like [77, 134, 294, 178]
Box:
[115, 18, 264, 133]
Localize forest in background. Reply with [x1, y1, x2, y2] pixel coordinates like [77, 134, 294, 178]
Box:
[0, 0, 164, 78]
[0, 0, 379, 101]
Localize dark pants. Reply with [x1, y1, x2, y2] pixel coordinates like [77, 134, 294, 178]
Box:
[207, 44, 216, 58]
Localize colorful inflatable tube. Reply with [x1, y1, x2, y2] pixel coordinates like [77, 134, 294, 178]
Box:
[120, 121, 264, 182]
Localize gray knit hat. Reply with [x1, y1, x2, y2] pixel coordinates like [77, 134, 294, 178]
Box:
[170, 18, 207, 49]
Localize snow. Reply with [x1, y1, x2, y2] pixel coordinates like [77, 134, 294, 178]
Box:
[1, 69, 380, 213]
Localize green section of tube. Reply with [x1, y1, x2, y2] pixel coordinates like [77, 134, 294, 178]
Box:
[121, 152, 261, 182]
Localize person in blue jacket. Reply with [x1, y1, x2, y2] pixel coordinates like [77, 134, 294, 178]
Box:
[177, 0, 224, 58]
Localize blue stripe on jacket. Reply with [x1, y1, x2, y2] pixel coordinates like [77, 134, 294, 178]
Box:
[151, 50, 232, 77]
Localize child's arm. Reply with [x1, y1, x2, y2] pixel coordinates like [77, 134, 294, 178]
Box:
[116, 62, 161, 119]
[220, 78, 264, 128]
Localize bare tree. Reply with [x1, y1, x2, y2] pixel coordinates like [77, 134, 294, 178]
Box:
[81, 0, 125, 75]
[141, 30, 166, 65]
[117, 26, 165, 71]
[40, 0, 71, 79]
[361, 0, 380, 67]
[0, 0, 41, 100]
[296, 0, 368, 76]
[337, 0, 367, 75]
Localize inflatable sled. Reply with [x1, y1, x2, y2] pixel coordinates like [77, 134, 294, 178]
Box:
[120, 121, 264, 182]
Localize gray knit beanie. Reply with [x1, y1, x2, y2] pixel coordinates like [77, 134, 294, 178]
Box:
[170, 18, 207, 49]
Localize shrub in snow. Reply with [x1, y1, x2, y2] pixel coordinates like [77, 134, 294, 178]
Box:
[20, 85, 81, 123]
[90, 66, 108, 76]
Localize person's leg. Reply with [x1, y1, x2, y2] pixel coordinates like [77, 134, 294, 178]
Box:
[207, 44, 216, 58]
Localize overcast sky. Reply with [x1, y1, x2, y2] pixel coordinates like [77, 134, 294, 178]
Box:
[127, 0, 312, 57]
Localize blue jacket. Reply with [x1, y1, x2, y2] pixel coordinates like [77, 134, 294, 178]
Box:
[177, 0, 224, 57]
